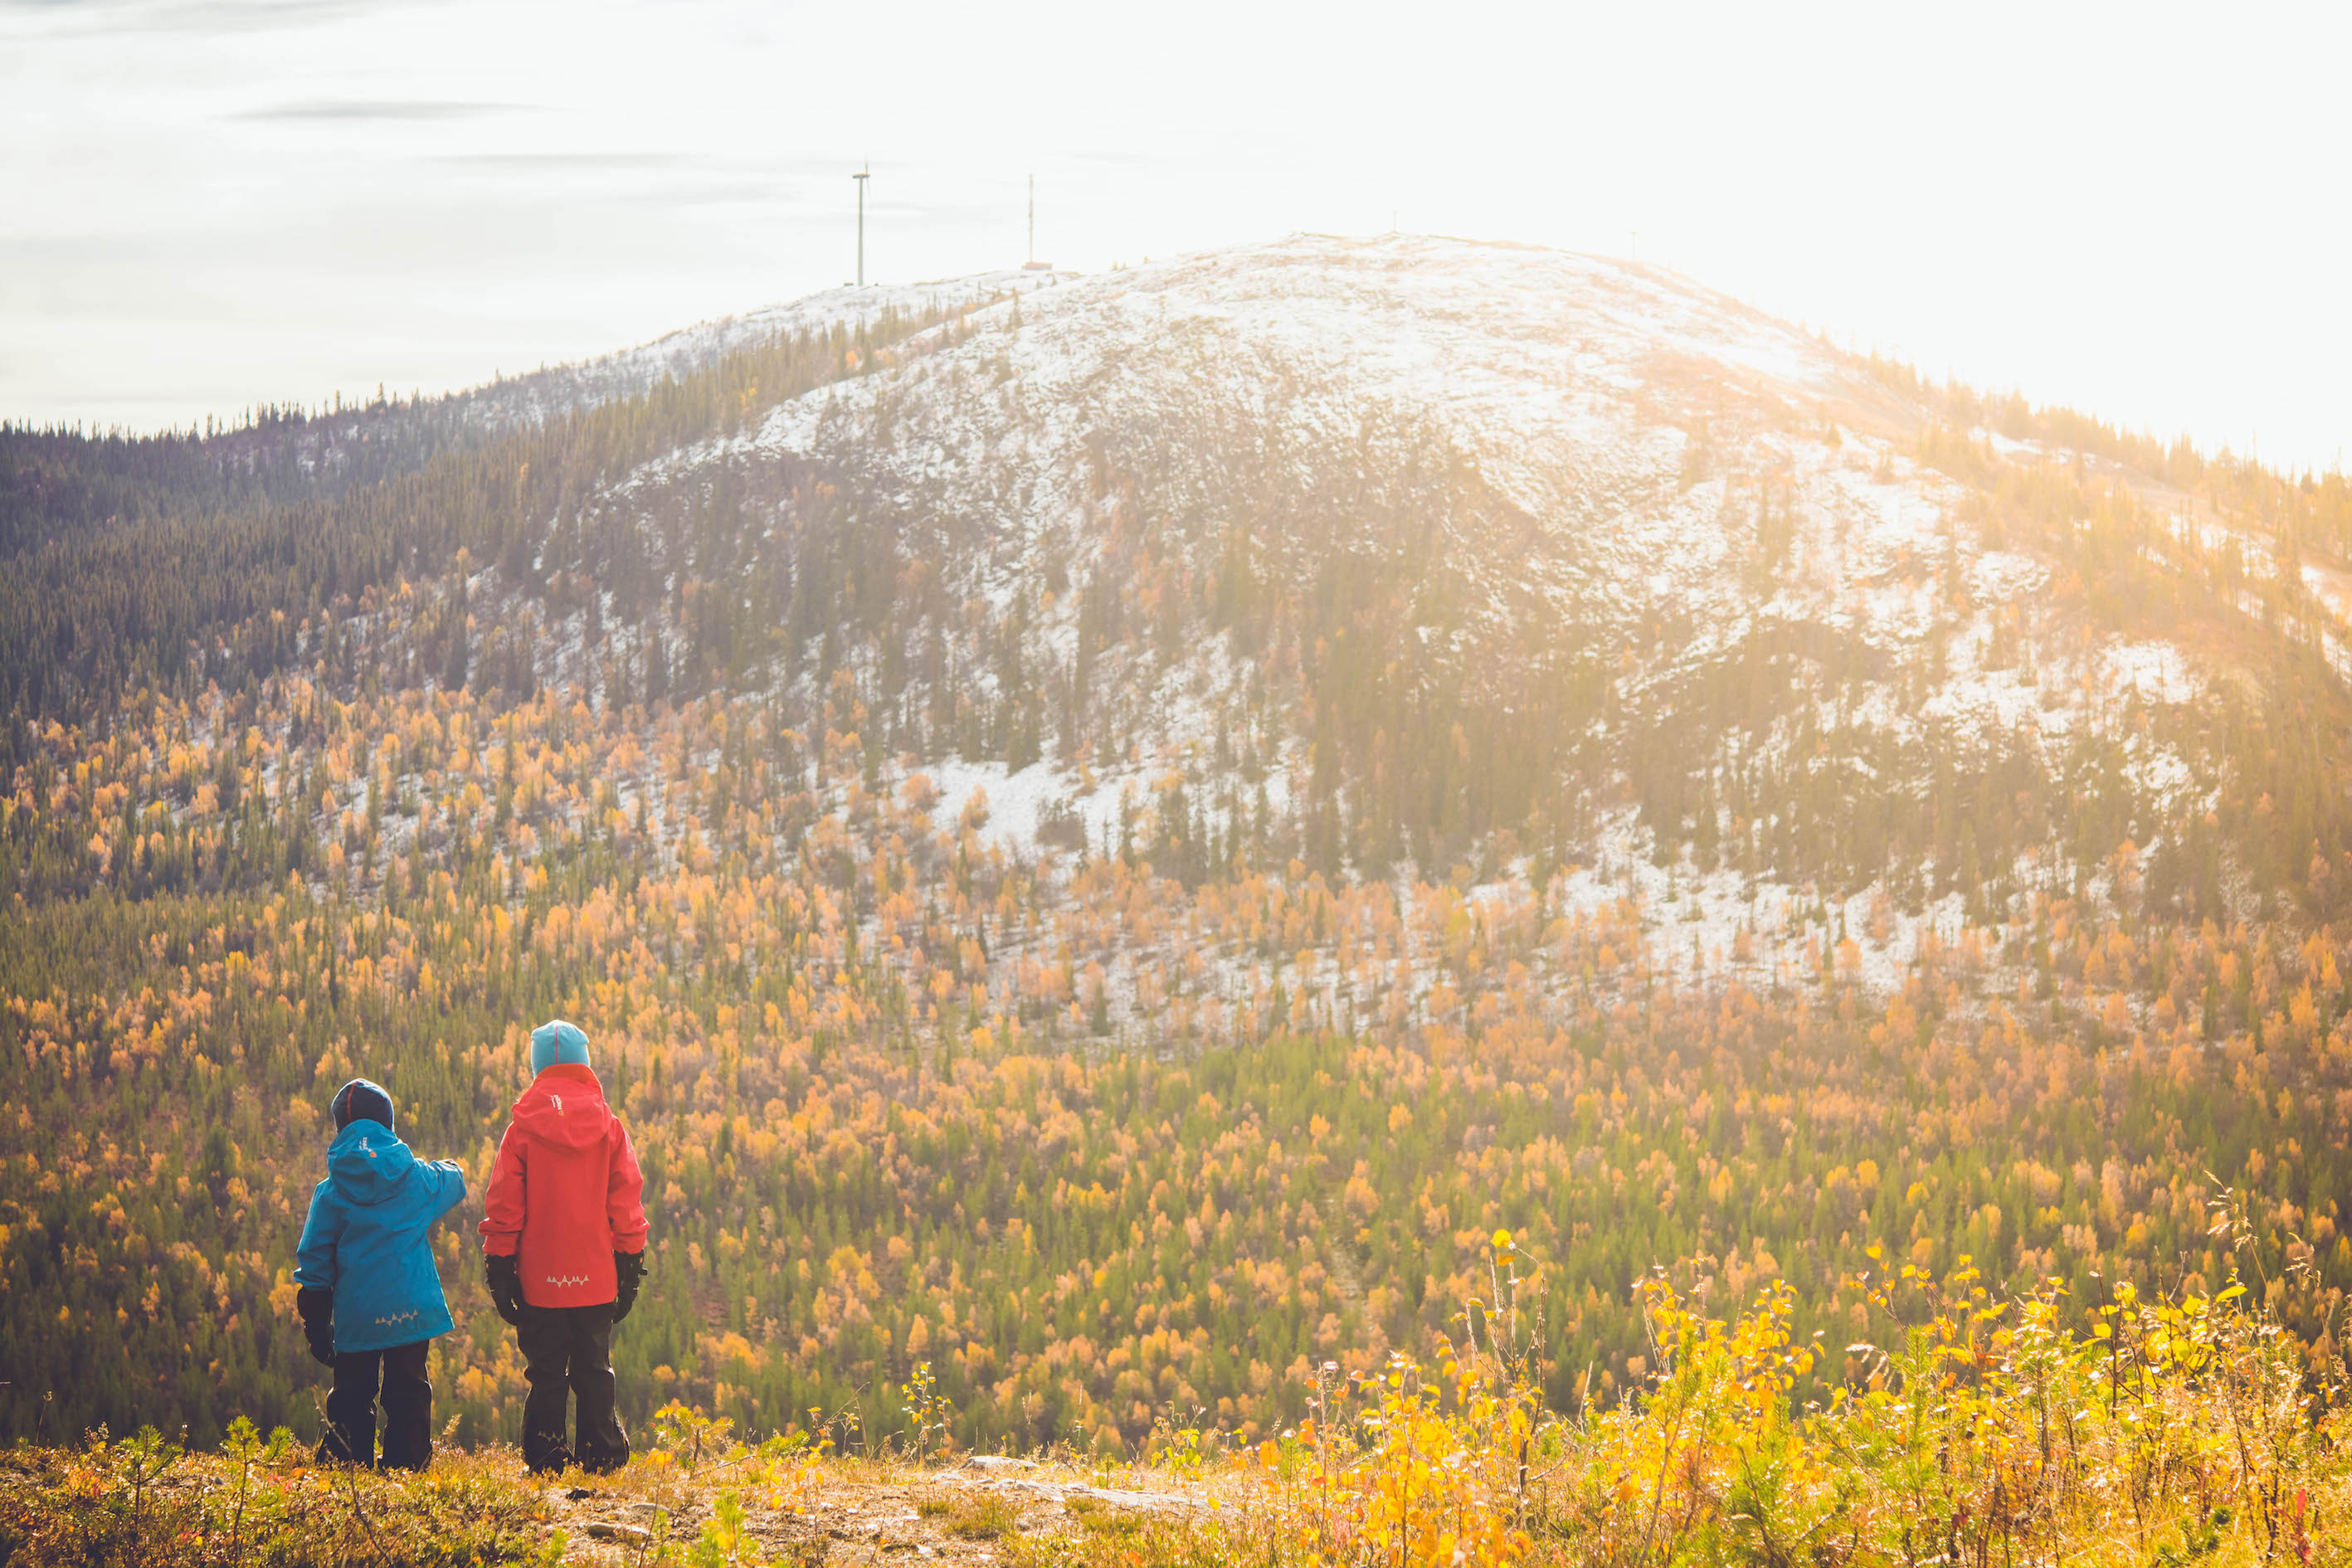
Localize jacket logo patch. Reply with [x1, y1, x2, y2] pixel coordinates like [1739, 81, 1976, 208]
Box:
[551, 1093, 565, 1114]
[373, 1309, 421, 1327]
[544, 1273, 591, 1288]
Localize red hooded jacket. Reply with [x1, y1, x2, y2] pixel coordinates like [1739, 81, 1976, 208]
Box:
[479, 1064, 650, 1308]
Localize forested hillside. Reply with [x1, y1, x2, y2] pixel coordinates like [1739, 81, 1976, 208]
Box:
[6, 236, 2352, 1459]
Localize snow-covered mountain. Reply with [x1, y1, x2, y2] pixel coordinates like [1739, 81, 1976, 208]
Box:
[749, 235, 2066, 742]
[458, 268, 1072, 435]
[241, 229, 2339, 1016]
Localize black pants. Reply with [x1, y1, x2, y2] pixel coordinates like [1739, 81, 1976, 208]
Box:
[319, 1340, 432, 1470]
[517, 1303, 628, 1474]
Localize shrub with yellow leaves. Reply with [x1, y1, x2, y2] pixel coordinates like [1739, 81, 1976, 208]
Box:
[1541, 1196, 2340, 1564]
[1205, 1231, 1545, 1568]
[1040, 1211, 2345, 1568]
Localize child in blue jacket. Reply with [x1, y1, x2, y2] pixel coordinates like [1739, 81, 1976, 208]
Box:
[294, 1079, 467, 1469]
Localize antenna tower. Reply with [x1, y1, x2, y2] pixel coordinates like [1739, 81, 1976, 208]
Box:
[853, 164, 870, 286]
[1022, 173, 1052, 270]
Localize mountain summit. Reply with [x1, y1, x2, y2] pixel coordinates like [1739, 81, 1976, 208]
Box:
[520, 232, 2330, 998]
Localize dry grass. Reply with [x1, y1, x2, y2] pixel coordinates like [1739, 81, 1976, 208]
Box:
[910, 1484, 1022, 1538]
[941, 1491, 1022, 1540]
[0, 1421, 558, 1566]
[18, 1227, 2352, 1568]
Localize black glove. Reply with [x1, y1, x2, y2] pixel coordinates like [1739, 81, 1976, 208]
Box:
[297, 1286, 336, 1366]
[485, 1253, 524, 1326]
[612, 1251, 645, 1324]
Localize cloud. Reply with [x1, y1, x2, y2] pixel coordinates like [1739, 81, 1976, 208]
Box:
[1, 0, 400, 31]
[234, 98, 525, 121]
[434, 152, 679, 169]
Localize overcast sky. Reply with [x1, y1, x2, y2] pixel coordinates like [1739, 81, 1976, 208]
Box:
[4, 0, 2347, 473]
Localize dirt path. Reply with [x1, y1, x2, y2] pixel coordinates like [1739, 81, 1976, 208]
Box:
[545, 1455, 1208, 1566]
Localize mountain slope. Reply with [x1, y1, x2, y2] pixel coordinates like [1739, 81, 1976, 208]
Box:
[8, 234, 2352, 1454]
[539, 234, 2346, 993]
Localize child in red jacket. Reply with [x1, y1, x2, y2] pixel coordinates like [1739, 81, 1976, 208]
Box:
[480, 1020, 650, 1473]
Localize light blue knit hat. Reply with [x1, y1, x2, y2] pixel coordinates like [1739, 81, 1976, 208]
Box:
[529, 1019, 591, 1075]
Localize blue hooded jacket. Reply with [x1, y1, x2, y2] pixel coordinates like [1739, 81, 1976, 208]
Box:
[294, 1120, 467, 1353]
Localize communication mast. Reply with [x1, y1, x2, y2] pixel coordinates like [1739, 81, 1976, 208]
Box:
[853, 164, 870, 286]
[1023, 172, 1052, 270]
